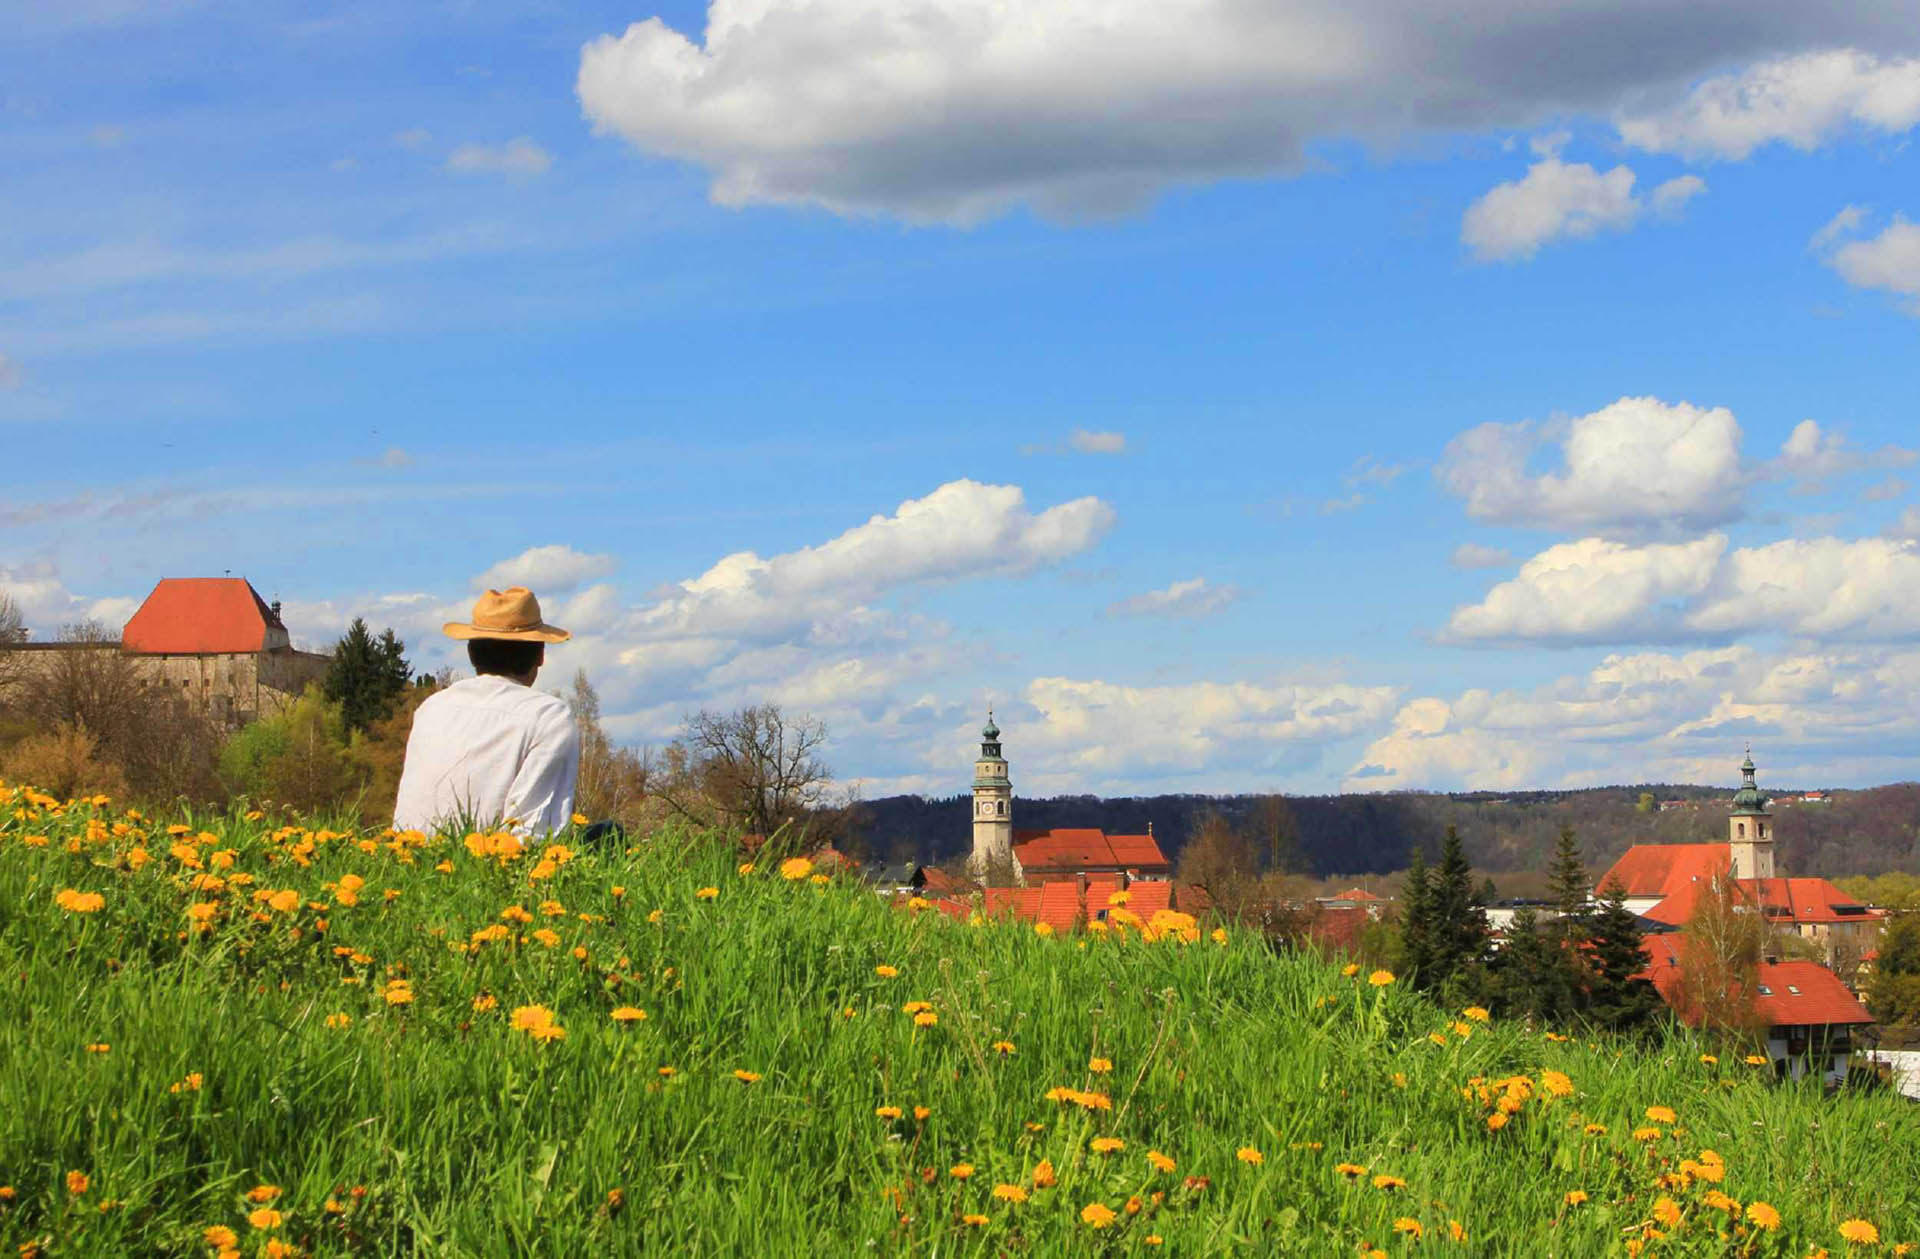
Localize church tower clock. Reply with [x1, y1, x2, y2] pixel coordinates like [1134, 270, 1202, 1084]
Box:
[969, 711, 1015, 880]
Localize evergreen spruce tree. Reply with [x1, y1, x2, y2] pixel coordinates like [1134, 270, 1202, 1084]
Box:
[1398, 847, 1433, 985]
[1426, 825, 1489, 994]
[1544, 823, 1596, 1018]
[1490, 907, 1573, 1023]
[1546, 825, 1590, 928]
[1585, 878, 1662, 1033]
[325, 618, 412, 734]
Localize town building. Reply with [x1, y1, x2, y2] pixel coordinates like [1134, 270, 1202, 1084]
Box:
[14, 577, 329, 729]
[1594, 751, 1882, 966]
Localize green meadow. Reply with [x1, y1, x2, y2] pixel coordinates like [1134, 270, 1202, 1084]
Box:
[1, 784, 1914, 1256]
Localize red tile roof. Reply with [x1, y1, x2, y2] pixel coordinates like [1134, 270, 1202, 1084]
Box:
[1641, 873, 1880, 928]
[1125, 882, 1174, 915]
[1014, 827, 1170, 875]
[1037, 881, 1083, 931]
[918, 866, 966, 894]
[1595, 843, 1727, 899]
[1331, 887, 1384, 902]
[1639, 936, 1872, 1028]
[121, 578, 286, 655]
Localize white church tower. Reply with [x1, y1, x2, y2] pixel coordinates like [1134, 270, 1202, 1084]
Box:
[969, 711, 1016, 880]
[1728, 747, 1775, 880]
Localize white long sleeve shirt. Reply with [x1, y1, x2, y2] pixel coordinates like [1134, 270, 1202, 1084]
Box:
[392, 675, 580, 837]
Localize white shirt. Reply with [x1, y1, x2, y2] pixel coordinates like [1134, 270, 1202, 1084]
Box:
[393, 675, 580, 837]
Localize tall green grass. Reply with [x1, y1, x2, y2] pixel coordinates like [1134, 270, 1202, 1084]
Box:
[0, 787, 1913, 1256]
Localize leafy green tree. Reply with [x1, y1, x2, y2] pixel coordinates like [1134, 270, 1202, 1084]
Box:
[1491, 907, 1575, 1023]
[219, 687, 363, 813]
[1877, 914, 1920, 977]
[325, 619, 413, 734]
[1585, 878, 1662, 1034]
[1637, 792, 1656, 813]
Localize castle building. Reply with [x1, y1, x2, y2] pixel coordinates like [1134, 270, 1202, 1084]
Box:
[1728, 749, 1774, 879]
[16, 577, 329, 729]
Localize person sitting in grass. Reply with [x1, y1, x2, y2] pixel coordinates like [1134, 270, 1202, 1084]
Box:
[393, 586, 580, 837]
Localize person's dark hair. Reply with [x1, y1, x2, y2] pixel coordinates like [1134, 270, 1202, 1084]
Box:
[467, 638, 545, 678]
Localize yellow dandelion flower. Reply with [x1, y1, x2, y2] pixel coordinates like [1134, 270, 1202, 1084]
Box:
[1840, 1220, 1880, 1245]
[1699, 1054, 1718, 1065]
[1088, 1056, 1112, 1073]
[875, 1106, 902, 1119]
[913, 1011, 938, 1027]
[1080, 1202, 1117, 1229]
[530, 928, 560, 948]
[54, 889, 105, 914]
[1746, 1202, 1781, 1231]
[913, 1105, 931, 1121]
[510, 1005, 555, 1031]
[610, 1007, 647, 1022]
[1486, 1112, 1510, 1131]
[1428, 1032, 1448, 1047]
[1745, 1054, 1768, 1066]
[1237, 1147, 1264, 1166]
[1562, 1189, 1589, 1206]
[1090, 1137, 1126, 1154]
[992, 1040, 1016, 1055]
[1633, 1126, 1662, 1142]
[1342, 963, 1360, 977]
[1393, 1218, 1422, 1239]
[1449, 1219, 1468, 1242]
[325, 1013, 351, 1029]
[1368, 969, 1395, 986]
[1463, 1005, 1490, 1022]
[874, 964, 898, 977]
[85, 1042, 109, 1054]
[246, 1185, 281, 1204]
[1146, 1237, 1164, 1247]
[472, 994, 498, 1013]
[1335, 1163, 1367, 1180]
[695, 887, 718, 900]
[1032, 1160, 1057, 1188]
[66, 1171, 89, 1195]
[204, 1226, 238, 1247]
[1211, 927, 1228, 944]
[949, 1164, 974, 1180]
[657, 1066, 677, 1077]
[1644, 1105, 1676, 1124]
[733, 1069, 761, 1083]
[993, 1184, 1028, 1203]
[1147, 1150, 1176, 1173]
[1372, 1175, 1406, 1191]
[1583, 1123, 1606, 1136]
[1541, 1070, 1573, 1098]
[247, 1206, 282, 1230]
[962, 1213, 988, 1227]
[1034, 922, 1055, 937]
[779, 857, 813, 880]
[527, 1022, 566, 1043]
[1653, 1197, 1682, 1227]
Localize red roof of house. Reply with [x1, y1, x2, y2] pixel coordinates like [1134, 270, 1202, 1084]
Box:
[1126, 882, 1174, 915]
[1014, 828, 1170, 875]
[1331, 887, 1384, 902]
[121, 578, 286, 655]
[1639, 936, 1872, 1028]
[1595, 843, 1728, 900]
[918, 866, 967, 894]
[1640, 873, 1879, 928]
[1037, 881, 1083, 931]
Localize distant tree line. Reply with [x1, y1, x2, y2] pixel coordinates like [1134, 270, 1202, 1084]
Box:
[850, 782, 1920, 881]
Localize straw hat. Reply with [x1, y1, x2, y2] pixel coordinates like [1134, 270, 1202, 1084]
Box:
[443, 587, 572, 643]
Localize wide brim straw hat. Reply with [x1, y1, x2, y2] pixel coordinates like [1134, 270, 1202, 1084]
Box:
[443, 587, 572, 643]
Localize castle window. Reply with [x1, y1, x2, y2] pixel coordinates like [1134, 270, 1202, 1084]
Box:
[997, 801, 1006, 815]
[1737, 822, 1746, 838]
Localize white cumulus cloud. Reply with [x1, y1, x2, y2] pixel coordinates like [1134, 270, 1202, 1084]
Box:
[1438, 395, 1744, 534]
[473, 544, 618, 595]
[1822, 213, 1920, 312]
[576, 2, 1915, 225]
[1444, 535, 1726, 643]
[446, 138, 553, 177]
[1617, 49, 1920, 160]
[1461, 157, 1703, 262]
[1106, 577, 1239, 620]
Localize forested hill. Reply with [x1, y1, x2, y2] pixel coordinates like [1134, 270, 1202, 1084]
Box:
[849, 783, 1920, 880]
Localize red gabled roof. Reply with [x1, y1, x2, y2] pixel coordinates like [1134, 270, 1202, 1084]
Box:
[1331, 887, 1384, 902]
[1739, 877, 1881, 925]
[1037, 880, 1083, 932]
[1014, 827, 1171, 874]
[1639, 936, 1872, 1028]
[121, 578, 284, 655]
[1595, 843, 1727, 900]
[918, 866, 967, 894]
[1125, 882, 1174, 915]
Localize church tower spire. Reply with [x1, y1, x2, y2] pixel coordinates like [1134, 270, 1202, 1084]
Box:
[968, 710, 1015, 880]
[1728, 745, 1774, 880]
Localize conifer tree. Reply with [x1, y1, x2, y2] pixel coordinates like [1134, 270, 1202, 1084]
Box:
[1397, 846, 1432, 983]
[1547, 825, 1590, 928]
[325, 618, 412, 734]
[1491, 907, 1574, 1023]
[1585, 878, 1662, 1034]
[1425, 825, 1489, 994]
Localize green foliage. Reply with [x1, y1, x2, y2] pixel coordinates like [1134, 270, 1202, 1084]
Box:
[1396, 847, 1431, 981]
[1878, 914, 1920, 978]
[1423, 826, 1488, 997]
[218, 687, 362, 813]
[2, 796, 1916, 1254]
[323, 618, 412, 734]
[1585, 879, 1662, 1035]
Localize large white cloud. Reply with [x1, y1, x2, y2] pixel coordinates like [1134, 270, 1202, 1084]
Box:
[1447, 532, 1920, 644]
[633, 479, 1113, 641]
[1461, 157, 1702, 262]
[0, 562, 150, 638]
[1617, 49, 1920, 160]
[1821, 213, 1920, 313]
[1437, 395, 1744, 534]
[473, 544, 618, 595]
[1444, 535, 1726, 643]
[1347, 643, 1920, 790]
[576, 3, 1917, 224]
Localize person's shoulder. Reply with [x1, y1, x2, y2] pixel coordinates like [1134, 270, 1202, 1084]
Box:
[513, 686, 575, 726]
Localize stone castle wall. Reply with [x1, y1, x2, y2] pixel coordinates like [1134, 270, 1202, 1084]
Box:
[10, 644, 330, 729]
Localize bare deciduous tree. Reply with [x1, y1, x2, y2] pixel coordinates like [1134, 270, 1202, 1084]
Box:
[0, 592, 27, 699]
[566, 670, 654, 826]
[660, 703, 836, 848]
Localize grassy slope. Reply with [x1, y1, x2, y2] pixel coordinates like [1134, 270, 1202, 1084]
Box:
[0, 791, 1914, 1257]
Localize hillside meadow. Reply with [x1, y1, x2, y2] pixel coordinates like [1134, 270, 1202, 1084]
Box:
[2, 782, 1915, 1256]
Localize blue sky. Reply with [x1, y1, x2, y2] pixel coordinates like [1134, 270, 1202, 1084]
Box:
[4, 1, 1919, 796]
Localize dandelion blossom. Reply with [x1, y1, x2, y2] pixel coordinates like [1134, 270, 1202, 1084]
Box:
[1564, 1190, 1588, 1206]
[247, 1207, 282, 1230]
[875, 1106, 902, 1120]
[992, 1041, 1016, 1055]
[1090, 1137, 1125, 1154]
[1147, 1150, 1176, 1174]
[1372, 1175, 1406, 1191]
[246, 1185, 281, 1204]
[1034, 922, 1055, 937]
[204, 1226, 238, 1247]
[1342, 963, 1360, 977]
[1463, 1005, 1490, 1022]
[1839, 1220, 1880, 1245]
[1746, 1203, 1781, 1231]
[610, 1007, 647, 1022]
[1368, 969, 1395, 987]
[874, 965, 898, 978]
[1032, 1160, 1057, 1188]
[779, 857, 813, 880]
[733, 1069, 761, 1083]
[1653, 1197, 1682, 1228]
[1080, 1202, 1117, 1229]
[949, 1164, 974, 1180]
[993, 1184, 1027, 1204]
[695, 887, 718, 901]
[1236, 1147, 1263, 1166]
[53, 889, 105, 914]
[66, 1171, 89, 1195]
[1644, 1105, 1676, 1124]
[1335, 1163, 1367, 1180]
[325, 1013, 351, 1029]
[1087, 1057, 1112, 1073]
[913, 1011, 938, 1028]
[1633, 1126, 1662, 1143]
[1540, 1070, 1573, 1098]
[1393, 1218, 1422, 1239]
[961, 1213, 988, 1227]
